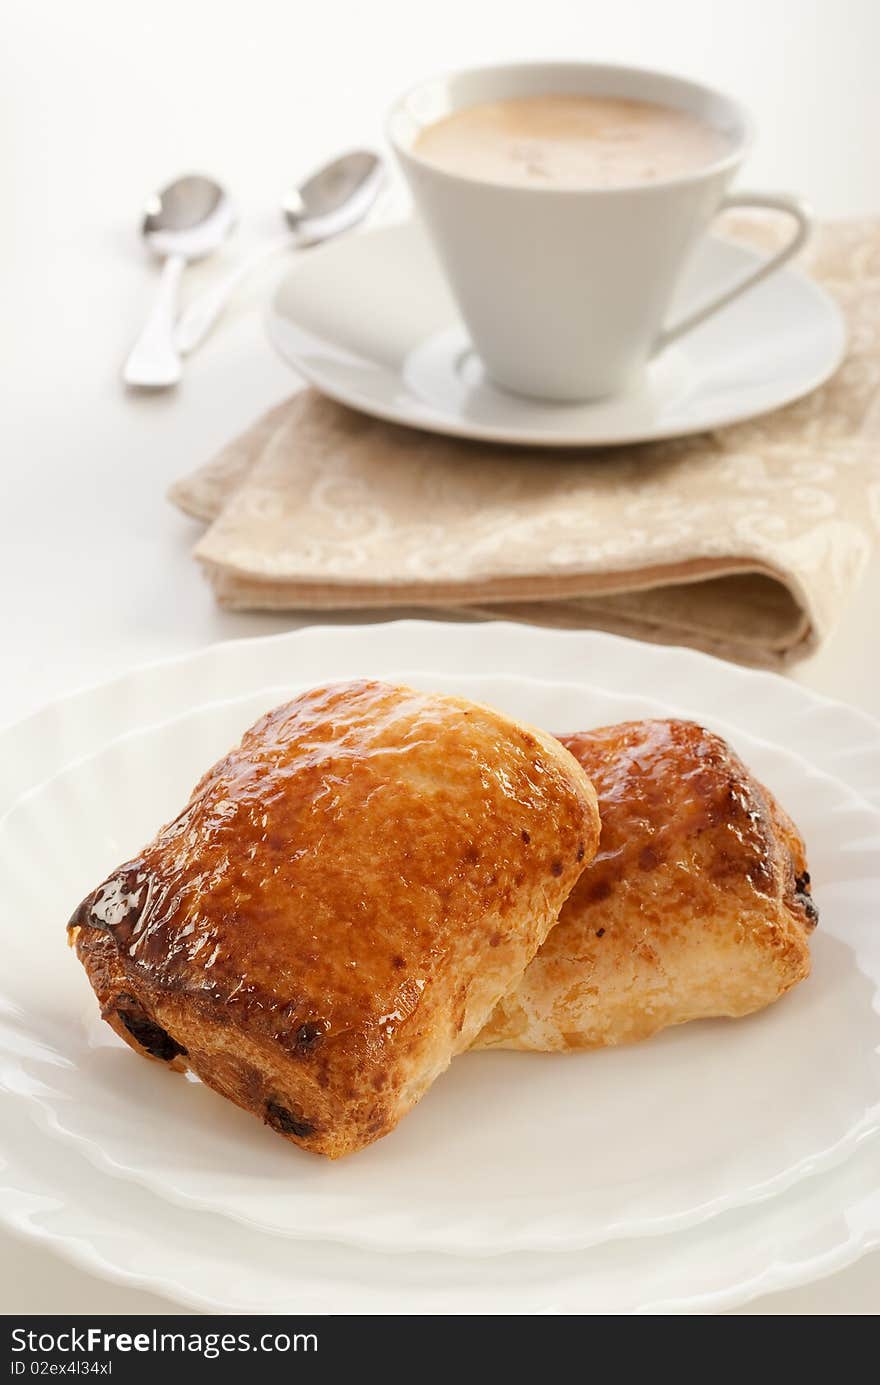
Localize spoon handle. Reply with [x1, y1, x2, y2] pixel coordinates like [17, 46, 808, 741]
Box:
[176, 233, 294, 355]
[123, 255, 186, 388]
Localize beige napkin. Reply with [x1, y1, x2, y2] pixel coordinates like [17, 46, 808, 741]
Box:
[170, 218, 880, 667]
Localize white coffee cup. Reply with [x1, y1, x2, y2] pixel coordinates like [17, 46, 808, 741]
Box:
[388, 62, 811, 402]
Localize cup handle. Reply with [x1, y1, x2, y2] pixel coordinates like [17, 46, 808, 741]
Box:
[655, 192, 812, 353]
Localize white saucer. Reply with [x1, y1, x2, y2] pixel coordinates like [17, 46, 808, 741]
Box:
[267, 221, 846, 448]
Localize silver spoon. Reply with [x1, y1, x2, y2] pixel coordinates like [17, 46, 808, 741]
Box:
[175, 150, 384, 356]
[123, 175, 236, 388]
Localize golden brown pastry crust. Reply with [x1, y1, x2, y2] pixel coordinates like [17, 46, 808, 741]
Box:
[476, 719, 817, 1052]
[69, 680, 599, 1157]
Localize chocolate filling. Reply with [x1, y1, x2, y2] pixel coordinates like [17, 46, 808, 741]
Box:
[115, 994, 187, 1062]
[265, 1100, 316, 1139]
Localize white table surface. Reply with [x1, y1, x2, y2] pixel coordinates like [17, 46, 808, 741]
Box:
[3, 0, 878, 1315]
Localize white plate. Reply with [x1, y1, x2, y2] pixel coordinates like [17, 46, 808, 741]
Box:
[2, 1106, 879, 1316]
[3, 670, 880, 1256]
[3, 622, 880, 1310]
[267, 222, 845, 447]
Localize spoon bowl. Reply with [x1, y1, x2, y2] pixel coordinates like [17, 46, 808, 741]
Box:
[143, 174, 236, 262]
[283, 150, 384, 241]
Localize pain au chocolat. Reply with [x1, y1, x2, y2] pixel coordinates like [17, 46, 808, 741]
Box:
[68, 680, 599, 1158]
[476, 719, 817, 1051]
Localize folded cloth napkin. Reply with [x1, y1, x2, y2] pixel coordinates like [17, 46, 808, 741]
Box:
[170, 218, 880, 667]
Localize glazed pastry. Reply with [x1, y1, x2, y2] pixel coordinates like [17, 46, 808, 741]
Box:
[69, 680, 599, 1158]
[476, 719, 817, 1051]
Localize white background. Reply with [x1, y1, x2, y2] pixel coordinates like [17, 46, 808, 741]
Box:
[2, 0, 879, 1314]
